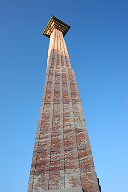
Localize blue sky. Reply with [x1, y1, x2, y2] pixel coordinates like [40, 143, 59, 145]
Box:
[0, 0, 128, 191]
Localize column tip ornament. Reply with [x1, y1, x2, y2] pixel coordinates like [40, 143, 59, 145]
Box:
[43, 16, 71, 38]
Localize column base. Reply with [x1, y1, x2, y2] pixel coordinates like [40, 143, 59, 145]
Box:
[39, 186, 83, 192]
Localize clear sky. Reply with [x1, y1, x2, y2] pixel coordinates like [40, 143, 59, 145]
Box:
[0, 0, 128, 192]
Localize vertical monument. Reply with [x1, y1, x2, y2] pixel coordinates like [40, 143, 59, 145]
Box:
[28, 16, 101, 192]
